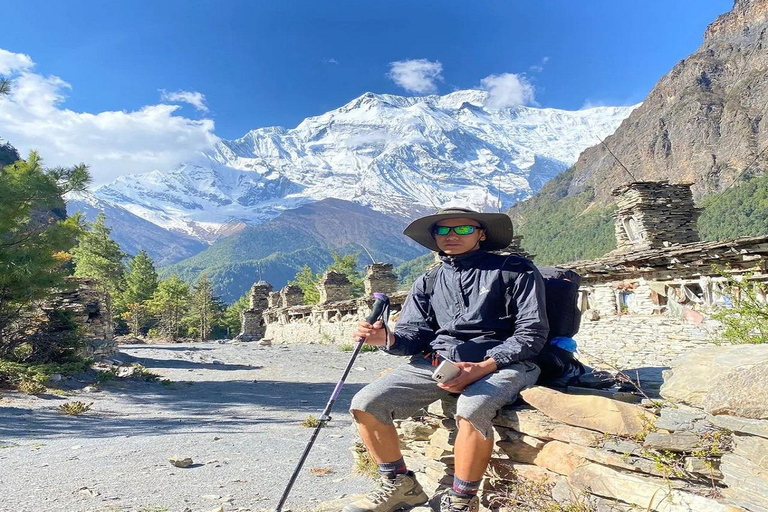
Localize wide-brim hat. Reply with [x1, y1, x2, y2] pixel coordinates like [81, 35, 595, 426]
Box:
[403, 207, 514, 252]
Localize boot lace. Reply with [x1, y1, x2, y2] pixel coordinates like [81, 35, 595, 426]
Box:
[441, 493, 476, 512]
[367, 477, 399, 505]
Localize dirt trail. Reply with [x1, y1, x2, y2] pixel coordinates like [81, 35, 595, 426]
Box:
[0, 341, 396, 512]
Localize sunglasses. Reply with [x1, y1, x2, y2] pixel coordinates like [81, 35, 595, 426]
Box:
[432, 225, 483, 236]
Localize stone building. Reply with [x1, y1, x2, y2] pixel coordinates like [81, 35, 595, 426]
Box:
[566, 181, 768, 370]
[236, 280, 272, 342]
[240, 263, 403, 344]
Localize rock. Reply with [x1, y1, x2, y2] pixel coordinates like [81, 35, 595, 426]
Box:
[169, 457, 193, 468]
[720, 453, 768, 512]
[704, 360, 768, 419]
[660, 345, 768, 420]
[732, 433, 768, 469]
[710, 414, 768, 439]
[398, 419, 437, 441]
[643, 432, 701, 452]
[258, 338, 272, 347]
[428, 398, 457, 418]
[655, 405, 709, 432]
[429, 429, 455, 452]
[684, 457, 723, 480]
[568, 463, 745, 512]
[116, 366, 137, 378]
[494, 406, 604, 446]
[519, 386, 657, 437]
[495, 439, 542, 464]
[532, 440, 589, 475]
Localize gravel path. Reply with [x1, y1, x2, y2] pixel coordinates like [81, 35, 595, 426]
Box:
[0, 341, 399, 512]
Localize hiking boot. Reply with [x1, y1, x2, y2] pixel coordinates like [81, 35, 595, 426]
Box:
[342, 471, 428, 512]
[434, 490, 479, 512]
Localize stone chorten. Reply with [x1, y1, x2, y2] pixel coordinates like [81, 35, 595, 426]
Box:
[318, 271, 352, 304]
[238, 280, 273, 341]
[363, 263, 398, 296]
[612, 181, 701, 252]
[280, 284, 304, 307]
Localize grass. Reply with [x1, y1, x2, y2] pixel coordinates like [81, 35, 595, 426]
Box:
[351, 442, 378, 478]
[58, 401, 92, 415]
[0, 359, 90, 390]
[301, 414, 320, 428]
[339, 342, 379, 353]
[17, 379, 47, 395]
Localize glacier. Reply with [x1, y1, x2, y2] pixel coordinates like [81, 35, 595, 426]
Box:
[93, 89, 637, 243]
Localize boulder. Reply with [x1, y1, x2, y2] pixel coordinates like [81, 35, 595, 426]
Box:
[660, 345, 768, 420]
[519, 386, 657, 437]
[494, 405, 604, 446]
[720, 453, 768, 512]
[568, 463, 746, 512]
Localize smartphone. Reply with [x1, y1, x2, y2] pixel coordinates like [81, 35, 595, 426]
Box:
[432, 359, 461, 383]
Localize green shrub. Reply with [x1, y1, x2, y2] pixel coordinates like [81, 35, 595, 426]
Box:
[17, 380, 47, 395]
[711, 272, 768, 344]
[0, 359, 90, 389]
[58, 401, 92, 415]
[339, 342, 378, 353]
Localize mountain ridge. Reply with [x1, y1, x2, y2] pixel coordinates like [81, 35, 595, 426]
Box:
[92, 90, 636, 243]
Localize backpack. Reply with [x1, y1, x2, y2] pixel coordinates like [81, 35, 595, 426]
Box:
[423, 258, 585, 386]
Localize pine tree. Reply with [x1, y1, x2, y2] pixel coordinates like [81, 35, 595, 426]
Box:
[0, 151, 90, 360]
[71, 213, 126, 293]
[119, 250, 158, 336]
[327, 251, 364, 298]
[147, 275, 189, 342]
[187, 274, 219, 341]
[222, 292, 249, 337]
[70, 212, 126, 330]
[291, 264, 320, 304]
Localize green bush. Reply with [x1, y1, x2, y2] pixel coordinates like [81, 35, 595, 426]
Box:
[711, 272, 768, 344]
[0, 359, 90, 389]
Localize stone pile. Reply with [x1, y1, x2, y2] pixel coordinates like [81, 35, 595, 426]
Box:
[364, 263, 398, 296]
[48, 277, 116, 358]
[319, 271, 352, 304]
[236, 281, 273, 342]
[612, 181, 701, 252]
[377, 345, 768, 512]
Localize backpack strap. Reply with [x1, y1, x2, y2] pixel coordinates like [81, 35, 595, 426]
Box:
[422, 266, 440, 328]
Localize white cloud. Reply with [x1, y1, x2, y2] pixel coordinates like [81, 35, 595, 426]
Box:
[0, 48, 34, 75]
[479, 73, 536, 109]
[529, 56, 549, 73]
[160, 89, 209, 113]
[0, 48, 218, 187]
[387, 59, 443, 94]
[322, 58, 339, 65]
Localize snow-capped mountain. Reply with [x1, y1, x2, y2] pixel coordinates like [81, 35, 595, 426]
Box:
[94, 90, 637, 243]
[65, 190, 206, 265]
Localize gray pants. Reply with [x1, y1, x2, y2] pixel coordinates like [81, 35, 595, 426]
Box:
[350, 356, 540, 438]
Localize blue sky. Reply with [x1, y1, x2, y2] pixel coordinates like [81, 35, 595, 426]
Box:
[0, 0, 732, 184]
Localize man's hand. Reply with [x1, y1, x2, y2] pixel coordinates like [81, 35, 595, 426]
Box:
[352, 320, 394, 347]
[437, 359, 498, 393]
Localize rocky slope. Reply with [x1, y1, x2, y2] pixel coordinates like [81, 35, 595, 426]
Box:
[564, 0, 767, 203]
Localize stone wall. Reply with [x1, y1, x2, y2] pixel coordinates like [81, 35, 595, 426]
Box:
[262, 293, 408, 345]
[372, 345, 768, 512]
[575, 315, 716, 370]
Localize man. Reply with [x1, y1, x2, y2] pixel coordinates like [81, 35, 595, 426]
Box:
[344, 207, 549, 512]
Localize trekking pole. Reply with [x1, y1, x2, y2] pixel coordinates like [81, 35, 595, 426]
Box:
[274, 293, 391, 512]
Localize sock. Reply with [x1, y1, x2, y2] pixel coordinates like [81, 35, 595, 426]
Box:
[451, 476, 481, 497]
[378, 457, 407, 479]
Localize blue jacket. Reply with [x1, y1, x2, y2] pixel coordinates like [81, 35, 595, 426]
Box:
[387, 250, 549, 368]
